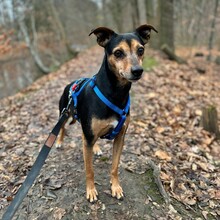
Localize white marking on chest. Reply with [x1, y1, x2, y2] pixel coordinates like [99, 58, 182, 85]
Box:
[110, 120, 118, 128]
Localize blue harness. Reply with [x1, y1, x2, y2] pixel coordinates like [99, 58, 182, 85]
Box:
[69, 76, 130, 140]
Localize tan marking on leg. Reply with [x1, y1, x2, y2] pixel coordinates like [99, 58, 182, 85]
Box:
[93, 144, 103, 156]
[111, 115, 130, 199]
[82, 134, 98, 202]
[56, 119, 68, 148]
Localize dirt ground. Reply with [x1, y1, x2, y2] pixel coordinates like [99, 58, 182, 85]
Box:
[0, 47, 220, 220]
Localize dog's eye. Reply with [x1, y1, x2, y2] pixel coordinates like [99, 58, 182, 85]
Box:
[114, 50, 124, 58]
[137, 47, 144, 56]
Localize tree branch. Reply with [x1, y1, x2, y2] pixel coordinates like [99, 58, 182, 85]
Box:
[148, 159, 170, 204]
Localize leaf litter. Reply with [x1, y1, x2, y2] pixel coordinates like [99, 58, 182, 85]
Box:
[0, 47, 220, 219]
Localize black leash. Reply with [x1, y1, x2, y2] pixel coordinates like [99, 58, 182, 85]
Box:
[2, 106, 70, 220]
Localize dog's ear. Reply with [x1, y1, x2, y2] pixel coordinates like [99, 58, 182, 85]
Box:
[135, 24, 158, 44]
[89, 27, 115, 47]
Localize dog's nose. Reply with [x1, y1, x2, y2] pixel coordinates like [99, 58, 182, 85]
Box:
[131, 66, 143, 78]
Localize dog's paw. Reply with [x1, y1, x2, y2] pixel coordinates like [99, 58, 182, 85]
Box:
[86, 187, 98, 203]
[55, 142, 62, 148]
[111, 184, 124, 200]
[93, 144, 103, 156]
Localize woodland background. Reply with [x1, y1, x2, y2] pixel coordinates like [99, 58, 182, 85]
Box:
[0, 0, 220, 99]
[0, 0, 220, 219]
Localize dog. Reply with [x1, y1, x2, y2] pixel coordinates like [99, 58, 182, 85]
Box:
[56, 24, 157, 203]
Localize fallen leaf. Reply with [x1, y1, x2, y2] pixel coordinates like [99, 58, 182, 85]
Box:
[147, 92, 157, 99]
[160, 171, 171, 181]
[182, 196, 197, 205]
[195, 109, 202, 116]
[155, 150, 172, 161]
[173, 106, 182, 115]
[53, 207, 66, 220]
[156, 126, 165, 134]
[196, 161, 215, 172]
[191, 163, 197, 171]
[202, 211, 208, 220]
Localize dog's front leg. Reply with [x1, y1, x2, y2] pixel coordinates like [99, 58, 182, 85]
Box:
[111, 116, 130, 199]
[82, 134, 98, 202]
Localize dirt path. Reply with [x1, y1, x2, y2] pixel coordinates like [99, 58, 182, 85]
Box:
[0, 47, 220, 219]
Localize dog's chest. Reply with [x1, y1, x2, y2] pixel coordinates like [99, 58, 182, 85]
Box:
[91, 117, 118, 137]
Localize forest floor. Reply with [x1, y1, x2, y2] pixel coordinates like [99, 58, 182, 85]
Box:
[0, 46, 220, 220]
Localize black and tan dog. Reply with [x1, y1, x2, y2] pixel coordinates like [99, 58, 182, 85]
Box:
[56, 25, 157, 202]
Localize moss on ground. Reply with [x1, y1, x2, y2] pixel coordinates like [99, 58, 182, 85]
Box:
[142, 56, 158, 71]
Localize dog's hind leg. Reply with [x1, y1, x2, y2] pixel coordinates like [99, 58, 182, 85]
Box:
[56, 119, 68, 148]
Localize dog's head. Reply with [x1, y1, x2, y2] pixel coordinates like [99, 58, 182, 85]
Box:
[89, 25, 158, 84]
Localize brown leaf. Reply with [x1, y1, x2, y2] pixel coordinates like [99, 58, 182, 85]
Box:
[202, 136, 214, 146]
[191, 163, 197, 171]
[155, 150, 172, 161]
[156, 126, 165, 134]
[196, 161, 215, 172]
[160, 171, 171, 181]
[182, 196, 197, 205]
[195, 109, 202, 116]
[173, 106, 182, 115]
[53, 207, 66, 220]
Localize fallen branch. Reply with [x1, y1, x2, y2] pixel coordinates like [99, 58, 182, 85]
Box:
[148, 159, 170, 204]
[161, 44, 187, 64]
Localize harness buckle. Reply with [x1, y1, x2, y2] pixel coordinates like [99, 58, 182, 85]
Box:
[89, 79, 95, 89]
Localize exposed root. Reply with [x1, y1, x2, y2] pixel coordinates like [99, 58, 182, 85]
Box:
[148, 159, 170, 204]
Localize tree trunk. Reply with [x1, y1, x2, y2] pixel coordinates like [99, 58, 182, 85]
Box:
[207, 0, 219, 61]
[18, 15, 50, 74]
[191, 0, 205, 47]
[201, 105, 220, 139]
[131, 0, 140, 30]
[109, 0, 124, 32]
[101, 0, 107, 25]
[145, 0, 160, 49]
[137, 0, 146, 25]
[159, 0, 174, 52]
[48, 0, 75, 58]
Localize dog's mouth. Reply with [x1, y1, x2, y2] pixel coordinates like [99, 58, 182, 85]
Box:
[129, 76, 142, 82]
[127, 75, 142, 83]
[119, 72, 142, 82]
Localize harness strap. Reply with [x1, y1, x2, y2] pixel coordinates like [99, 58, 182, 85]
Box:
[70, 78, 91, 120]
[71, 78, 92, 108]
[69, 76, 130, 140]
[89, 77, 130, 140]
[90, 79, 130, 116]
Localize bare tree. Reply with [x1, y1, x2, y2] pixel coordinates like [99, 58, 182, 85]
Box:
[131, 0, 140, 29]
[137, 0, 147, 25]
[48, 0, 75, 58]
[207, 0, 219, 61]
[108, 0, 126, 32]
[15, 2, 51, 73]
[145, 0, 160, 49]
[159, 0, 174, 51]
[191, 0, 206, 46]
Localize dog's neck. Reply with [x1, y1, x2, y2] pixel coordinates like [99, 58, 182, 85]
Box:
[95, 53, 131, 109]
